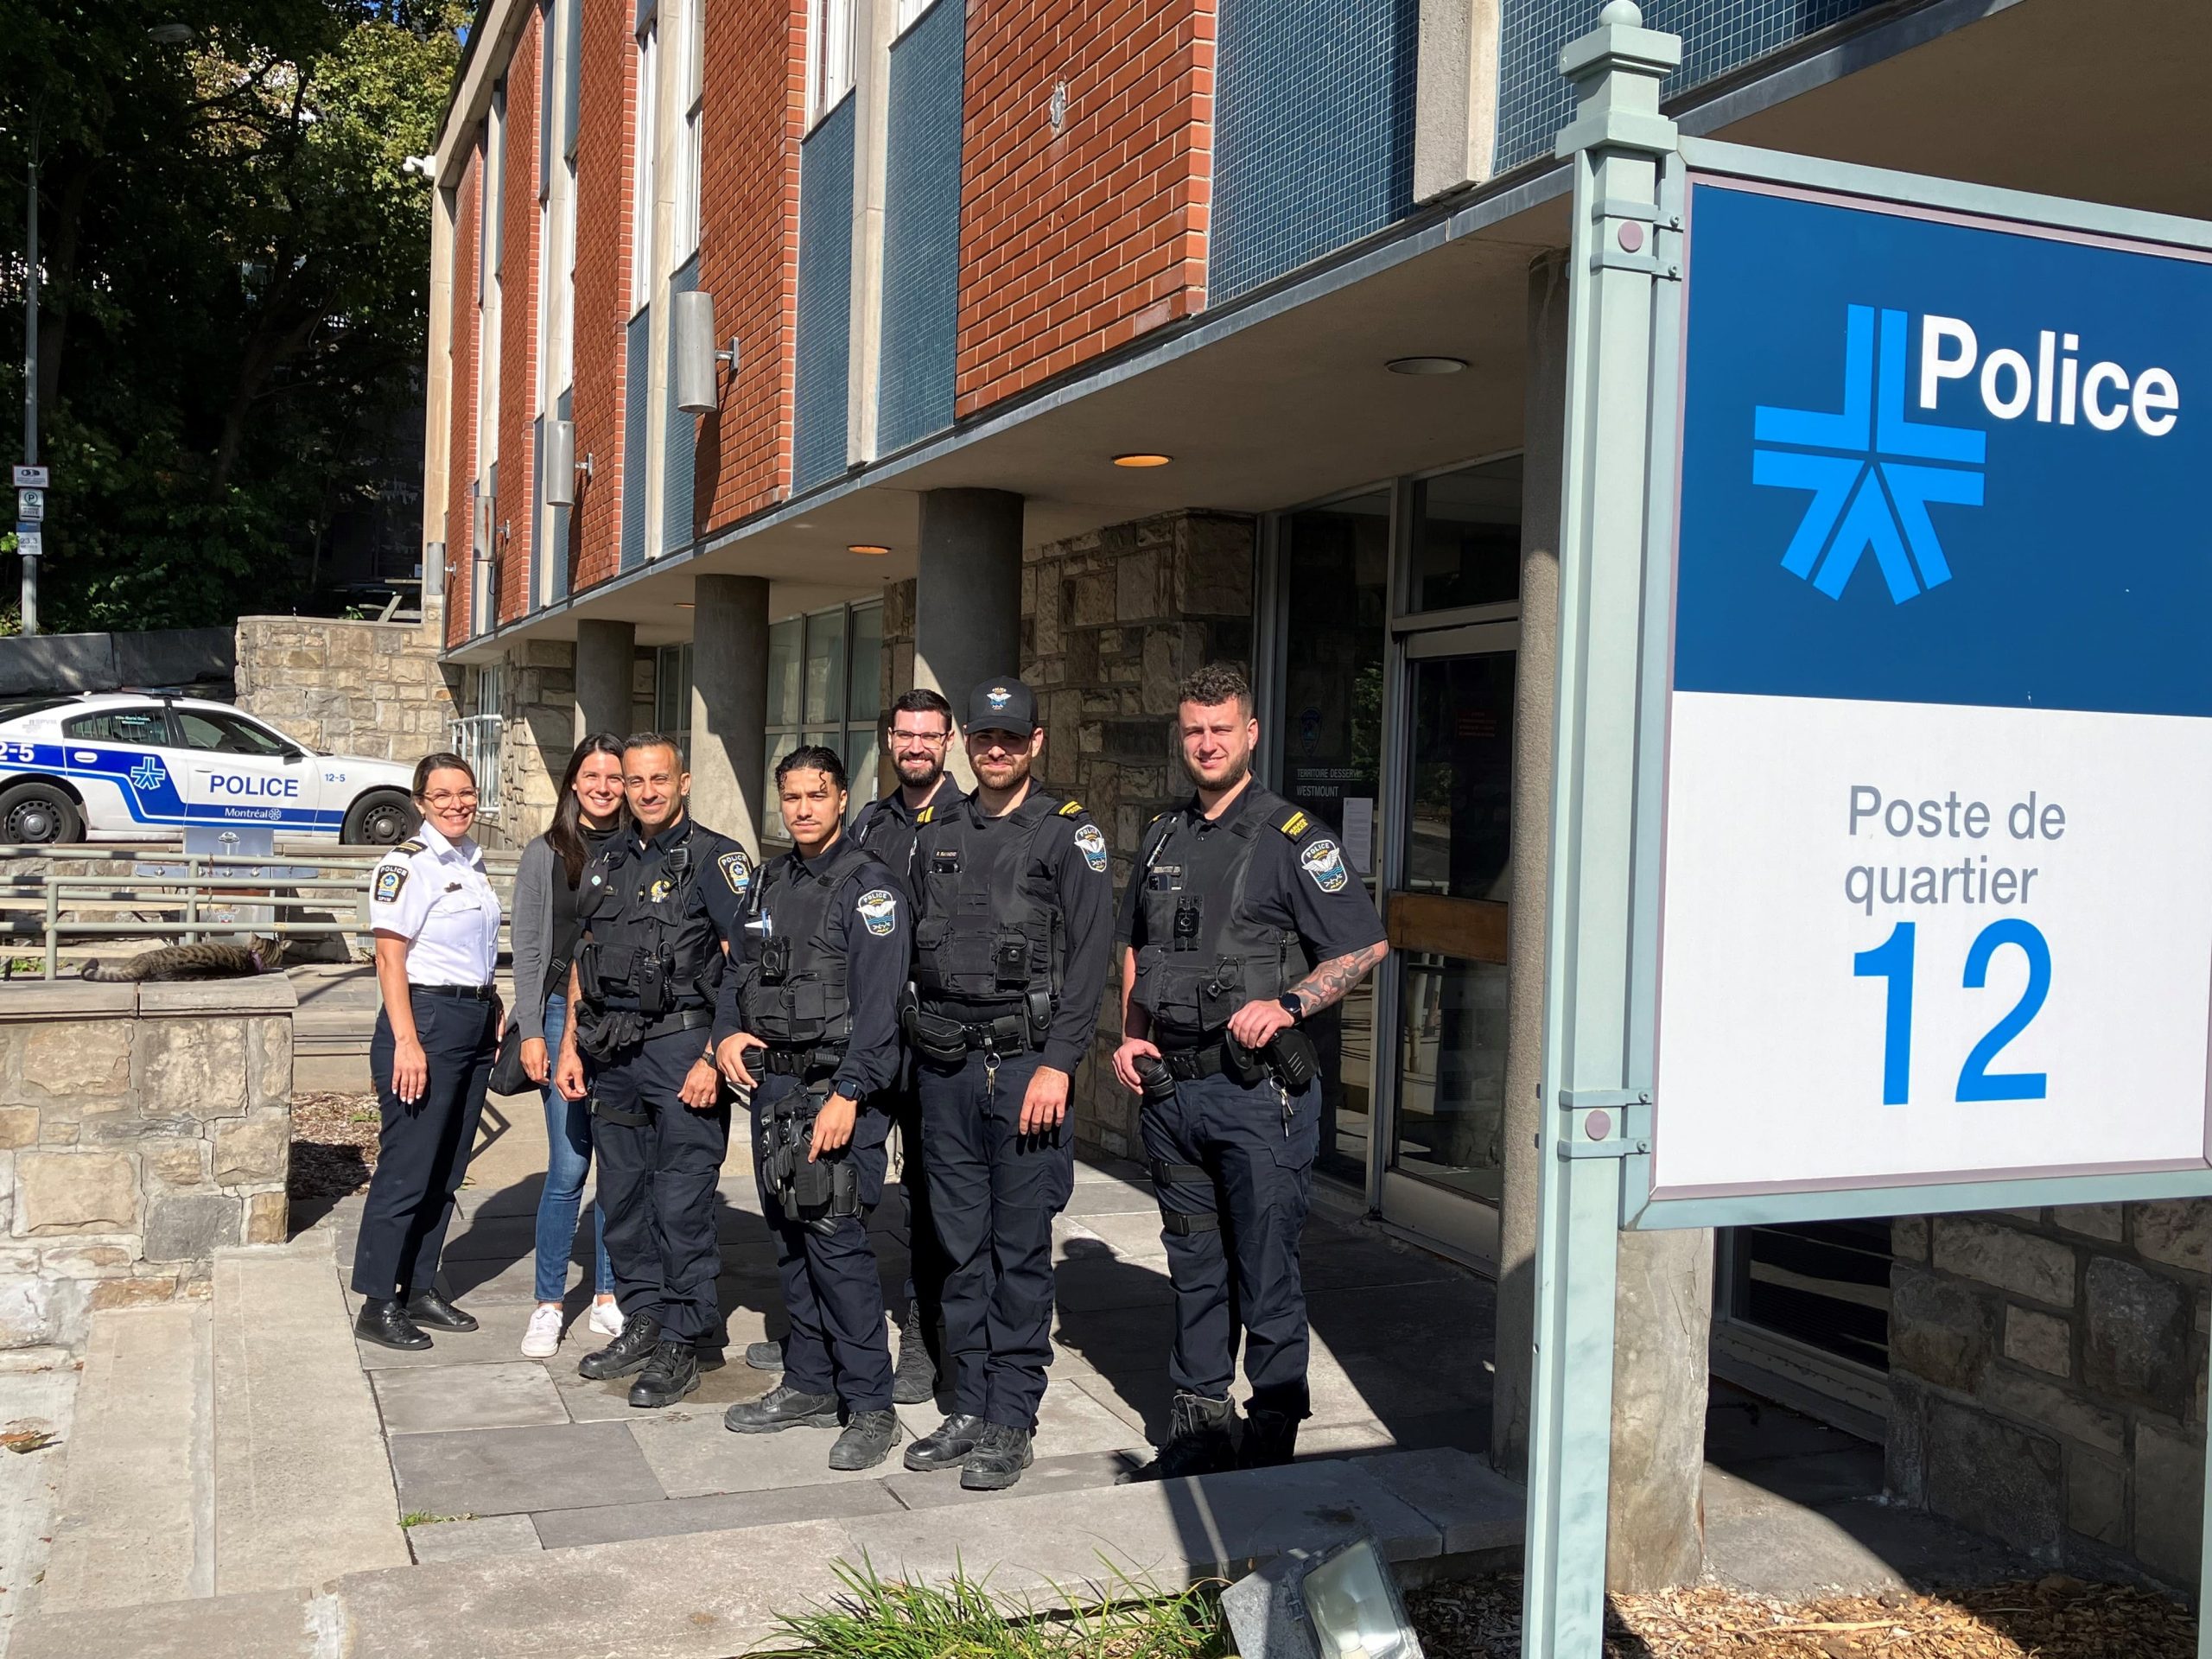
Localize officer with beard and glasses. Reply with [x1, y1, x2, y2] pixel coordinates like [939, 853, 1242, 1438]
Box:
[743, 689, 963, 1406]
[714, 746, 909, 1471]
[899, 679, 1112, 1491]
[1112, 662, 1389, 1478]
[553, 735, 753, 1410]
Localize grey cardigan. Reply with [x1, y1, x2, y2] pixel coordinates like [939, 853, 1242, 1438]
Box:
[509, 835, 563, 1043]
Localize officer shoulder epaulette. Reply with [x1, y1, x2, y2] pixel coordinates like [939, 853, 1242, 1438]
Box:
[915, 805, 935, 825]
[1275, 810, 1311, 840]
[394, 838, 425, 855]
[1057, 798, 1085, 817]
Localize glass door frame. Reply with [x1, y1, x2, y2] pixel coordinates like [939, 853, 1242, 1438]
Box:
[1255, 453, 1525, 1270]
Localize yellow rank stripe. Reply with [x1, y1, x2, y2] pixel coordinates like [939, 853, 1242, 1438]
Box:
[915, 806, 933, 824]
[1058, 799, 1084, 817]
[1277, 810, 1308, 839]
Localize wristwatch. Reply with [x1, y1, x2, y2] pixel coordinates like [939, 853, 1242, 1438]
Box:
[1277, 994, 1304, 1024]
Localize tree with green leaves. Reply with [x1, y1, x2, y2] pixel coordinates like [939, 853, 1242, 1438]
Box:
[0, 0, 469, 632]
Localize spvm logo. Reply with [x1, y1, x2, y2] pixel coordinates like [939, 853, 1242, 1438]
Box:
[128, 755, 168, 792]
[1750, 306, 2181, 604]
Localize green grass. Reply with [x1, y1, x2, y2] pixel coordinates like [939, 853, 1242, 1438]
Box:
[398, 1511, 474, 1529]
[751, 1560, 1228, 1659]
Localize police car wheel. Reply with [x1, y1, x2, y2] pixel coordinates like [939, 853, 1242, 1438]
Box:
[0, 782, 82, 846]
[343, 789, 418, 847]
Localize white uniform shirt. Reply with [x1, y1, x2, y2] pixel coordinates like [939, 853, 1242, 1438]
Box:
[368, 821, 502, 987]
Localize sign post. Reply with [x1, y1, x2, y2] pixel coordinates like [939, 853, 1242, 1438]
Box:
[1525, 3, 2212, 1652]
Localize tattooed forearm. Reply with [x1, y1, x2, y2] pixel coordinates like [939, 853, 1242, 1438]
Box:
[1288, 940, 1389, 1019]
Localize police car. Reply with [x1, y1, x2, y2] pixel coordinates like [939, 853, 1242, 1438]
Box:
[0, 693, 422, 846]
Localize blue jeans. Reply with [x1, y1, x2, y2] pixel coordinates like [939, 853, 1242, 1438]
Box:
[532, 995, 616, 1303]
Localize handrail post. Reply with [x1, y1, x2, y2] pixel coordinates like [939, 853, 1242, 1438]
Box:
[43, 875, 57, 979]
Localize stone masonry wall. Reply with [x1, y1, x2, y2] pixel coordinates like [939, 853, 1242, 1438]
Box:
[470, 639, 577, 852]
[1023, 510, 1256, 1158]
[0, 979, 295, 1363]
[1887, 1202, 2211, 1584]
[235, 606, 460, 765]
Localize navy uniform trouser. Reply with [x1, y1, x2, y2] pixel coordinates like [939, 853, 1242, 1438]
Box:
[918, 1047, 1075, 1431]
[353, 990, 497, 1300]
[1140, 1070, 1319, 1419]
[752, 1072, 894, 1414]
[890, 1081, 949, 1334]
[590, 1026, 731, 1344]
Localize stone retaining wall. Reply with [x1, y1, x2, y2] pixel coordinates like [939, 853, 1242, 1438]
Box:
[234, 604, 459, 765]
[1887, 1203, 2210, 1584]
[0, 979, 295, 1362]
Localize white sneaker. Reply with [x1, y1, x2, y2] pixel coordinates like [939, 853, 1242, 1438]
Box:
[521, 1305, 563, 1358]
[589, 1300, 624, 1338]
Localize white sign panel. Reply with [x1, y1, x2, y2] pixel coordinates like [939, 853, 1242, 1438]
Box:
[16, 528, 42, 559]
[11, 467, 47, 489]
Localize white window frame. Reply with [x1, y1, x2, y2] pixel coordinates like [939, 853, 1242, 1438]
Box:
[893, 0, 936, 36]
[672, 0, 704, 260]
[805, 0, 855, 125]
[630, 20, 659, 313]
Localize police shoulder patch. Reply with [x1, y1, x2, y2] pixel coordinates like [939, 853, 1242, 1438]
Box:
[855, 887, 899, 938]
[1072, 821, 1109, 874]
[1058, 798, 1084, 817]
[1299, 837, 1350, 894]
[1276, 810, 1309, 840]
[372, 865, 408, 904]
[717, 849, 753, 896]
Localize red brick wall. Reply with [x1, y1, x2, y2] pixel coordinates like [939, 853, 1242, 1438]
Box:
[955, 0, 1214, 416]
[444, 142, 482, 651]
[495, 19, 543, 627]
[695, 0, 806, 531]
[569, 1, 640, 592]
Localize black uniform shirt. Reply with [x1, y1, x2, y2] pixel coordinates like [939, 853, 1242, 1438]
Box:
[581, 813, 753, 1012]
[1115, 782, 1387, 972]
[919, 785, 1115, 1074]
[712, 838, 906, 1104]
[849, 778, 969, 909]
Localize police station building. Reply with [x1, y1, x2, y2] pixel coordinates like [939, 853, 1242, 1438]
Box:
[386, 0, 2212, 1590]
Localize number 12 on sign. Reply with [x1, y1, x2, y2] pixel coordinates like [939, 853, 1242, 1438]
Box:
[1853, 920, 2051, 1106]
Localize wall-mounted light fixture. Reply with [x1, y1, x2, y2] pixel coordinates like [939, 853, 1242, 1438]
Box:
[673, 290, 732, 413]
[545, 420, 584, 506]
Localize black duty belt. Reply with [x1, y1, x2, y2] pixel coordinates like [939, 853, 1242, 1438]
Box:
[642, 1007, 715, 1041]
[1159, 1041, 1232, 1081]
[414, 982, 495, 1000]
[760, 1044, 847, 1078]
[908, 1004, 1031, 1063]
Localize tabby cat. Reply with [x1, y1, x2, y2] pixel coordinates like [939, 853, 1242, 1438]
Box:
[81, 937, 289, 982]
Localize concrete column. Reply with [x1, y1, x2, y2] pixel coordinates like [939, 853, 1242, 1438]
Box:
[689, 574, 770, 850]
[574, 618, 637, 741]
[913, 488, 1023, 787]
[1489, 249, 1712, 1591]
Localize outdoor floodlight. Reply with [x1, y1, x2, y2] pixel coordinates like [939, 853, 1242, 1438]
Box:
[1220, 1533, 1425, 1659]
[545, 420, 576, 506]
[672, 289, 727, 414]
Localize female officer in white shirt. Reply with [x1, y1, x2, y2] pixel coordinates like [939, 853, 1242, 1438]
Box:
[352, 753, 505, 1351]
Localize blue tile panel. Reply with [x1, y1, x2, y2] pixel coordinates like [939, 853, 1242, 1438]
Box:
[550, 387, 573, 602]
[792, 96, 857, 493]
[1495, 0, 1885, 173]
[1210, 0, 1420, 303]
[620, 306, 649, 571]
[876, 0, 964, 454]
[663, 256, 700, 554]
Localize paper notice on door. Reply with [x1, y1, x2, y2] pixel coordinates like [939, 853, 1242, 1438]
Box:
[1342, 797, 1375, 874]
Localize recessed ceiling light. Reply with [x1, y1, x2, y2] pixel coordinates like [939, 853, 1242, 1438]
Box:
[1386, 356, 1467, 376]
[1112, 453, 1173, 468]
[675, 601, 695, 609]
[848, 543, 891, 556]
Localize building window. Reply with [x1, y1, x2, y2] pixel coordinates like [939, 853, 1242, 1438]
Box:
[893, 0, 935, 35]
[653, 642, 694, 763]
[453, 664, 505, 819]
[671, 0, 703, 260]
[631, 21, 658, 310]
[806, 0, 855, 124]
[761, 599, 882, 839]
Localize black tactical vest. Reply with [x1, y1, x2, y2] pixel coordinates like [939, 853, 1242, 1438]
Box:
[912, 791, 1072, 1010]
[1130, 789, 1312, 1040]
[732, 838, 876, 1049]
[575, 820, 722, 1014]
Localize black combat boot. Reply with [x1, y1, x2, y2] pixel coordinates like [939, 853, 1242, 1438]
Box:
[723, 1384, 842, 1433]
[960, 1421, 1034, 1491]
[891, 1300, 938, 1406]
[404, 1288, 478, 1332]
[1238, 1406, 1300, 1469]
[745, 1338, 785, 1372]
[354, 1297, 431, 1352]
[629, 1339, 701, 1408]
[829, 1409, 905, 1471]
[1117, 1390, 1237, 1483]
[578, 1312, 662, 1380]
[902, 1412, 986, 1472]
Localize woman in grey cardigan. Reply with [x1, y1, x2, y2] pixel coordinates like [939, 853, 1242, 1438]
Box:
[516, 734, 629, 1358]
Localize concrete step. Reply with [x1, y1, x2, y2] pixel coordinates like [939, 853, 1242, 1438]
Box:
[10, 1446, 1522, 1658]
[210, 1231, 412, 1595]
[38, 1303, 213, 1614]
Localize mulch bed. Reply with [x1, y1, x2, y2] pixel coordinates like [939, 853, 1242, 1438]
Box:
[1409, 1574, 2194, 1658]
[289, 1090, 381, 1203]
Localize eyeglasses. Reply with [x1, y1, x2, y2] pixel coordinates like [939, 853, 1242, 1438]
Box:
[889, 728, 950, 747]
[422, 790, 479, 808]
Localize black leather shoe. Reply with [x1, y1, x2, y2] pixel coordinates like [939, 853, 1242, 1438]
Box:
[890, 1302, 938, 1406]
[1239, 1406, 1300, 1469]
[629, 1340, 702, 1409]
[745, 1339, 785, 1372]
[902, 1412, 986, 1472]
[1118, 1391, 1236, 1484]
[960, 1421, 1034, 1491]
[829, 1409, 905, 1471]
[723, 1384, 842, 1433]
[404, 1288, 479, 1332]
[354, 1297, 431, 1351]
[578, 1312, 662, 1380]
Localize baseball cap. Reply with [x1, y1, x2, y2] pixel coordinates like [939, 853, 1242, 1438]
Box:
[965, 678, 1039, 735]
